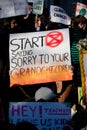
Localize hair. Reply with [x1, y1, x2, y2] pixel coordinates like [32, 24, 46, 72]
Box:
[71, 15, 87, 28]
[28, 2, 33, 6]
[62, 125, 72, 130]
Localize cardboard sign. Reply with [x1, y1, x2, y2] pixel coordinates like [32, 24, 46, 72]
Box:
[9, 28, 72, 87]
[9, 102, 72, 130]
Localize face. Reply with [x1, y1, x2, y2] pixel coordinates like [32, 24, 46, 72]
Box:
[11, 19, 17, 29]
[78, 22, 86, 31]
[28, 5, 33, 13]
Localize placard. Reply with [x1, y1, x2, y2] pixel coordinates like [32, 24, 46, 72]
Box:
[9, 102, 72, 130]
[0, 0, 29, 18]
[9, 29, 72, 87]
[50, 5, 71, 25]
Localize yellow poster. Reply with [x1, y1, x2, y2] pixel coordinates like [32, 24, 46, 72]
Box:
[79, 50, 87, 104]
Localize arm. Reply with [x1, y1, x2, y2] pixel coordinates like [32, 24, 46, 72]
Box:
[58, 85, 72, 102]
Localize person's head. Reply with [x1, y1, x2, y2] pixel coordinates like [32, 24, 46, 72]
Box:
[35, 87, 58, 102]
[71, 15, 87, 31]
[15, 122, 38, 130]
[27, 2, 33, 14]
[10, 19, 18, 29]
[35, 15, 41, 31]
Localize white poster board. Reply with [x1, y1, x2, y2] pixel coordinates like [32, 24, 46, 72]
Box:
[9, 28, 72, 87]
[0, 0, 29, 18]
[50, 5, 71, 25]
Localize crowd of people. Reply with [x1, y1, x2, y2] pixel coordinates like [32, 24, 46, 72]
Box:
[0, 2, 87, 130]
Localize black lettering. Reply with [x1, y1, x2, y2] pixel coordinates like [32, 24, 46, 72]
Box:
[25, 38, 33, 48]
[19, 38, 26, 50]
[10, 39, 20, 52]
[32, 37, 39, 47]
[64, 53, 69, 61]
[11, 58, 17, 68]
[54, 13, 67, 19]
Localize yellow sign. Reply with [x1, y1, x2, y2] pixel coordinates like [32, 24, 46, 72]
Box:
[79, 50, 87, 104]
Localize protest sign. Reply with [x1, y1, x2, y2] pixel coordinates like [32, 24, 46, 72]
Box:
[9, 102, 72, 130]
[33, 0, 44, 15]
[0, 0, 15, 18]
[13, 0, 29, 16]
[79, 50, 87, 104]
[26, 0, 44, 15]
[0, 0, 29, 18]
[9, 28, 72, 87]
[75, 2, 87, 18]
[50, 5, 71, 25]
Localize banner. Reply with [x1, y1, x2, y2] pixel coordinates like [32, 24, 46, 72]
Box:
[0, 0, 29, 18]
[9, 102, 72, 130]
[75, 2, 87, 18]
[9, 28, 72, 87]
[79, 50, 87, 103]
[50, 5, 71, 25]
